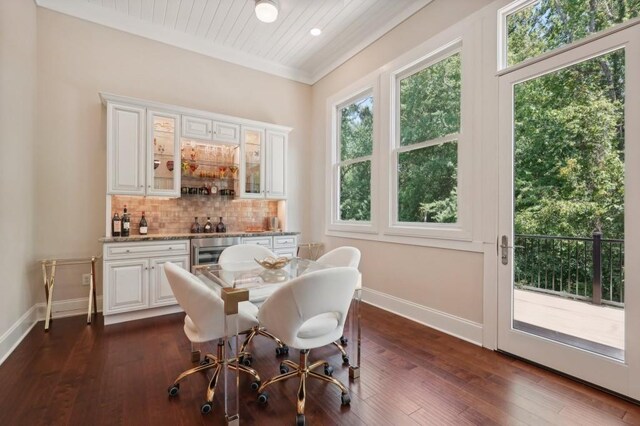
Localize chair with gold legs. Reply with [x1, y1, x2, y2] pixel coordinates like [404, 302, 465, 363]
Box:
[163, 262, 261, 414]
[219, 244, 290, 360]
[316, 246, 361, 365]
[255, 267, 360, 426]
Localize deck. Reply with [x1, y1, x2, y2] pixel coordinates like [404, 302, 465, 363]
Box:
[513, 289, 624, 358]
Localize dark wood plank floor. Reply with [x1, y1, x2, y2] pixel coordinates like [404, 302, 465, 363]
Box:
[1, 303, 639, 425]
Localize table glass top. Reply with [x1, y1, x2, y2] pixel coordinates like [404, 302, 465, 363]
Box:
[194, 258, 328, 289]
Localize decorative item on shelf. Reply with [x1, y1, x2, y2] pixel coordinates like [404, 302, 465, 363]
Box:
[166, 160, 174, 171]
[111, 211, 121, 237]
[154, 159, 160, 170]
[203, 217, 213, 233]
[189, 160, 198, 175]
[229, 165, 238, 178]
[181, 186, 188, 194]
[191, 217, 201, 233]
[122, 205, 130, 237]
[215, 217, 226, 233]
[219, 165, 227, 178]
[181, 160, 189, 174]
[210, 183, 218, 195]
[139, 211, 148, 235]
[255, 256, 290, 270]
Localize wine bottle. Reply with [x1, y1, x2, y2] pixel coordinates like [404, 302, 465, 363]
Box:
[191, 217, 201, 234]
[112, 212, 121, 237]
[121, 205, 130, 237]
[215, 217, 226, 233]
[204, 217, 213, 233]
[139, 211, 148, 235]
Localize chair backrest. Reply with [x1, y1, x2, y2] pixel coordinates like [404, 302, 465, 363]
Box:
[163, 262, 225, 337]
[258, 267, 359, 349]
[316, 246, 361, 268]
[219, 244, 275, 264]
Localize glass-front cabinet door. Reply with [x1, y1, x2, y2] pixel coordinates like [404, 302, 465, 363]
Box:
[147, 110, 181, 197]
[240, 126, 265, 199]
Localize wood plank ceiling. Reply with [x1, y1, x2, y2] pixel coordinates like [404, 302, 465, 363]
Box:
[35, 0, 432, 84]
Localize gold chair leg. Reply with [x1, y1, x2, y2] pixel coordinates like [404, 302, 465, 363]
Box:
[258, 328, 286, 348]
[331, 341, 348, 358]
[296, 373, 306, 416]
[205, 364, 223, 403]
[257, 370, 299, 392]
[308, 371, 349, 394]
[172, 360, 217, 385]
[308, 359, 327, 371]
[239, 327, 258, 353]
[281, 359, 299, 369]
[229, 363, 261, 383]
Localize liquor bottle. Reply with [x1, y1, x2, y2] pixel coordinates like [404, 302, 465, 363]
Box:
[215, 217, 226, 233]
[139, 211, 148, 235]
[191, 217, 201, 233]
[203, 217, 213, 233]
[121, 205, 130, 237]
[111, 212, 121, 237]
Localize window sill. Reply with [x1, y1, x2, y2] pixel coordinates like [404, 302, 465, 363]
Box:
[325, 229, 484, 253]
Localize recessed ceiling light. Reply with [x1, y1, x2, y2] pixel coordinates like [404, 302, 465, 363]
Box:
[310, 28, 322, 36]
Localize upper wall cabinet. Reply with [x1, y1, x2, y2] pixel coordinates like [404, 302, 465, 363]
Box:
[106, 102, 181, 197]
[147, 110, 181, 197]
[266, 130, 287, 199]
[107, 103, 146, 195]
[182, 115, 240, 144]
[239, 127, 288, 200]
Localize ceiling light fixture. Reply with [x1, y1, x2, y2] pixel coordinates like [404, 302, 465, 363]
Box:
[255, 0, 279, 23]
[310, 28, 322, 36]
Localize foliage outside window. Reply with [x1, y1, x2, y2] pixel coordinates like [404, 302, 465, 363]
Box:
[506, 0, 639, 67]
[337, 95, 373, 222]
[396, 52, 461, 224]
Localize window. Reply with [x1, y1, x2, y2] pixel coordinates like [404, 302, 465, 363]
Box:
[394, 51, 461, 226]
[502, 0, 640, 68]
[332, 92, 374, 227]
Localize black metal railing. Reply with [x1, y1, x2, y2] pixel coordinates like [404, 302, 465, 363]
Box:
[514, 233, 624, 306]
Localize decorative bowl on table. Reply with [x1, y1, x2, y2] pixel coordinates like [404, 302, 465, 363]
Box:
[255, 256, 290, 270]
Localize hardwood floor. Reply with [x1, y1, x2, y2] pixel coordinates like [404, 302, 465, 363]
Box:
[1, 303, 639, 425]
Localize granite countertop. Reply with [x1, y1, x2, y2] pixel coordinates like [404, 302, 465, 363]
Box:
[100, 231, 300, 243]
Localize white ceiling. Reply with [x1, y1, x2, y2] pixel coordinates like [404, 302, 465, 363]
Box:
[35, 0, 432, 84]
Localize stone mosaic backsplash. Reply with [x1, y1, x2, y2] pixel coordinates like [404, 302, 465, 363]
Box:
[111, 195, 278, 234]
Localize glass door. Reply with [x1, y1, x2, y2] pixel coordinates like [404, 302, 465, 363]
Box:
[240, 126, 265, 198]
[498, 24, 640, 399]
[147, 110, 180, 197]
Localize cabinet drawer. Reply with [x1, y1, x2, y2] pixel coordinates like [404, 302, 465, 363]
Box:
[242, 236, 273, 248]
[213, 121, 239, 143]
[273, 235, 297, 248]
[182, 115, 213, 140]
[104, 240, 189, 260]
[273, 248, 296, 259]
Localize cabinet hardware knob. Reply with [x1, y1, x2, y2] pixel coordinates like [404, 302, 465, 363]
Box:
[126, 250, 130, 253]
[169, 247, 172, 250]
[145, 267, 148, 270]
[152, 266, 155, 269]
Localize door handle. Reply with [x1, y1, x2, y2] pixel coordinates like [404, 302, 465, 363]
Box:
[500, 235, 524, 265]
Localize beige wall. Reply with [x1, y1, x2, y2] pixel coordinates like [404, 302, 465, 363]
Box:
[0, 0, 38, 351]
[35, 8, 312, 301]
[310, 0, 494, 324]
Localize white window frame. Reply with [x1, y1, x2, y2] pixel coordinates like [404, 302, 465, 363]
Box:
[497, 0, 539, 71]
[326, 73, 380, 234]
[385, 39, 472, 241]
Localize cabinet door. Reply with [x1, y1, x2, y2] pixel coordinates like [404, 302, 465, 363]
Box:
[182, 115, 213, 140]
[104, 259, 149, 314]
[239, 126, 265, 199]
[147, 110, 181, 197]
[149, 255, 188, 307]
[107, 103, 146, 195]
[213, 121, 240, 144]
[266, 130, 287, 199]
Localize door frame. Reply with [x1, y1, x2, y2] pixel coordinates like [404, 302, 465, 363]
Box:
[497, 23, 640, 399]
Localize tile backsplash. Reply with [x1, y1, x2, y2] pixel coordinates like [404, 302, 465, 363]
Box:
[111, 196, 278, 234]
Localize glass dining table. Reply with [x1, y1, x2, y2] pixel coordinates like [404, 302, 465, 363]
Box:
[194, 258, 362, 425]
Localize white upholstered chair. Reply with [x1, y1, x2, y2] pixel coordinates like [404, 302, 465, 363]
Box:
[256, 267, 359, 426]
[218, 244, 290, 357]
[163, 262, 261, 414]
[316, 246, 361, 364]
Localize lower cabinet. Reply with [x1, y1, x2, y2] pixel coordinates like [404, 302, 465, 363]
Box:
[103, 240, 189, 322]
[242, 235, 298, 258]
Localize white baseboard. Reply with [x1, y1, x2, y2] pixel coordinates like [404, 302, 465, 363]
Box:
[103, 305, 183, 325]
[0, 305, 39, 366]
[361, 287, 483, 346]
[0, 295, 105, 367]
